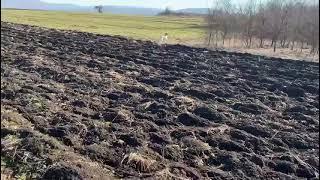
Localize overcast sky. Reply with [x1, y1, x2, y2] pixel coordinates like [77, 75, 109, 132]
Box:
[42, 0, 250, 9]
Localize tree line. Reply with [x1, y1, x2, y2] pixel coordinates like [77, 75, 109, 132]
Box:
[206, 0, 319, 53]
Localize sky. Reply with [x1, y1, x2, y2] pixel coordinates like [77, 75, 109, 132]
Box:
[42, 0, 249, 10]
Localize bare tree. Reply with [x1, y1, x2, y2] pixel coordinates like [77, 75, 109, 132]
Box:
[287, 1, 305, 50]
[279, 1, 293, 48]
[206, 0, 221, 47]
[94, 5, 103, 13]
[242, 0, 257, 48]
[158, 7, 172, 15]
[219, 0, 233, 46]
[308, 1, 319, 54]
[264, 0, 290, 52]
[205, 0, 319, 54]
[255, 0, 267, 48]
[206, 8, 215, 47]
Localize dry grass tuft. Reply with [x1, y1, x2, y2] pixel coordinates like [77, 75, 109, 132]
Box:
[121, 152, 156, 172]
[1, 135, 21, 152]
[181, 137, 211, 156]
[1, 171, 14, 180]
[207, 125, 231, 135]
[111, 109, 134, 125]
[1, 107, 33, 130]
[172, 96, 198, 111]
[108, 70, 126, 83]
[154, 167, 187, 180]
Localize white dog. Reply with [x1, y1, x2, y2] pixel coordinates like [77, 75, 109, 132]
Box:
[159, 33, 168, 44]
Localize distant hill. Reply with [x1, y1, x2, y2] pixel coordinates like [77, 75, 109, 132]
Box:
[176, 8, 209, 15]
[1, 0, 206, 16]
[1, 0, 91, 12]
[101, 6, 161, 16]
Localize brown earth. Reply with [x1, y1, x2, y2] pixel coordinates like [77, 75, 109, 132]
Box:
[1, 22, 319, 179]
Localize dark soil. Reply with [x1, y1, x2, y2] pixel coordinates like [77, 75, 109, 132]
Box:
[1, 22, 319, 179]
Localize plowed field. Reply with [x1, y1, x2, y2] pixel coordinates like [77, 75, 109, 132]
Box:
[1, 22, 319, 179]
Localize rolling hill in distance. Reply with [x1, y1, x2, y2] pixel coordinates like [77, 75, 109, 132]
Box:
[1, 0, 208, 15]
